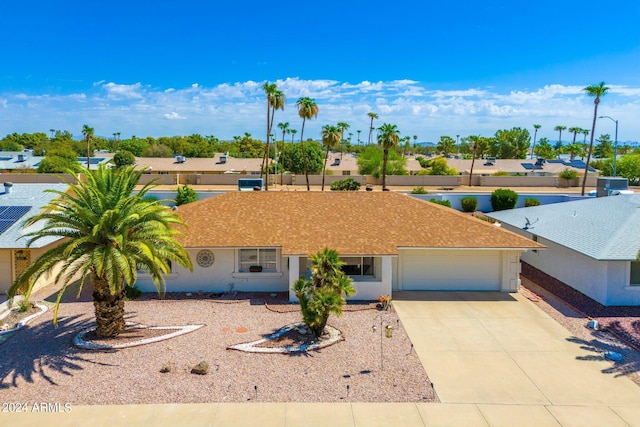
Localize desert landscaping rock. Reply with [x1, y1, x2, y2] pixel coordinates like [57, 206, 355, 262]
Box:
[191, 361, 209, 375]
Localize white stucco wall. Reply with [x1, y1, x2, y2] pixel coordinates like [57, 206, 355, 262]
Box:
[135, 248, 290, 294]
[517, 232, 640, 306]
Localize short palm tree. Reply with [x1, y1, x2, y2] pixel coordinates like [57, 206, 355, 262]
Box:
[581, 82, 609, 195]
[9, 165, 193, 338]
[580, 128, 589, 160]
[321, 124, 341, 191]
[82, 124, 94, 169]
[296, 97, 319, 191]
[532, 124, 541, 159]
[377, 123, 400, 190]
[293, 247, 355, 337]
[290, 128, 297, 143]
[367, 112, 379, 146]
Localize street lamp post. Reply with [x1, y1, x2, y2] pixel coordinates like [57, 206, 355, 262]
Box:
[598, 116, 618, 177]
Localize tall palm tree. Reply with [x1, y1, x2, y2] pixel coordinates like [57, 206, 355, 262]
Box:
[290, 128, 297, 143]
[367, 112, 378, 146]
[262, 83, 283, 190]
[466, 135, 480, 187]
[82, 124, 94, 169]
[531, 124, 541, 159]
[296, 97, 319, 191]
[377, 123, 400, 190]
[49, 129, 55, 139]
[357, 130, 361, 145]
[321, 125, 341, 191]
[277, 122, 290, 184]
[581, 82, 609, 195]
[554, 125, 566, 149]
[569, 126, 581, 145]
[337, 122, 350, 160]
[9, 165, 192, 338]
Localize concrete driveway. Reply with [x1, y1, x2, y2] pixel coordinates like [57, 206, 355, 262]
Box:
[393, 291, 640, 426]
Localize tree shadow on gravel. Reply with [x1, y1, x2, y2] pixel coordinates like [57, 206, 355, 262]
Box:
[567, 335, 640, 378]
[0, 314, 114, 389]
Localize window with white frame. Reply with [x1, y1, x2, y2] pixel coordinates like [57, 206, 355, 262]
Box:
[630, 261, 640, 286]
[239, 248, 277, 272]
[341, 257, 374, 276]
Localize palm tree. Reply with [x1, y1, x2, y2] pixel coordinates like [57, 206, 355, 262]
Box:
[9, 165, 192, 337]
[569, 126, 581, 145]
[357, 130, 361, 145]
[403, 136, 411, 157]
[277, 122, 290, 184]
[367, 112, 378, 146]
[468, 135, 479, 187]
[581, 82, 609, 195]
[49, 129, 55, 139]
[337, 122, 350, 160]
[321, 125, 341, 191]
[262, 83, 283, 190]
[290, 128, 297, 143]
[581, 128, 589, 160]
[377, 123, 400, 190]
[554, 125, 566, 149]
[293, 247, 355, 337]
[531, 124, 541, 159]
[296, 97, 319, 191]
[82, 124, 94, 169]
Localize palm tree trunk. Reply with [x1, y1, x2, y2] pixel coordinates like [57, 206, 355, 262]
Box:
[321, 145, 330, 191]
[469, 147, 477, 187]
[281, 132, 286, 186]
[300, 119, 310, 191]
[581, 100, 600, 196]
[92, 275, 126, 338]
[382, 149, 389, 190]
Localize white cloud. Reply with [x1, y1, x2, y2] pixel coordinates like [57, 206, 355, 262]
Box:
[163, 112, 186, 120]
[103, 82, 144, 99]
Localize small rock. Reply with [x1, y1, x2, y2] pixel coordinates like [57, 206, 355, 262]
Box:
[191, 361, 209, 375]
[298, 327, 307, 335]
[160, 364, 171, 373]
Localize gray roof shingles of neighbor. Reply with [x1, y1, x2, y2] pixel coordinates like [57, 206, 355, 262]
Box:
[0, 183, 69, 249]
[487, 194, 640, 261]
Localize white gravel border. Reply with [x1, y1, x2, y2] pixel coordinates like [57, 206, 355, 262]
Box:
[73, 322, 205, 350]
[227, 323, 343, 353]
[0, 304, 48, 336]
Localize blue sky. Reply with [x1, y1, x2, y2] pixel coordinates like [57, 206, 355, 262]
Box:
[1, 0, 639, 142]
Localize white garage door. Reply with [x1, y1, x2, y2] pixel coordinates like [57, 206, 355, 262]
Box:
[400, 249, 500, 291]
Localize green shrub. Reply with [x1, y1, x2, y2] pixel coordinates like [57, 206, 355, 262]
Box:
[429, 198, 452, 208]
[416, 157, 432, 168]
[490, 188, 518, 211]
[113, 150, 136, 167]
[559, 168, 578, 180]
[175, 185, 198, 205]
[411, 186, 428, 194]
[460, 196, 478, 212]
[330, 177, 361, 191]
[524, 197, 541, 207]
[492, 171, 509, 176]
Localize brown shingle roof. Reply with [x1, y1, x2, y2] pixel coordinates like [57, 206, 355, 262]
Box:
[175, 192, 543, 255]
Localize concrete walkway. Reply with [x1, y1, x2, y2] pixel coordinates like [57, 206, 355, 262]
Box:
[4, 291, 640, 426]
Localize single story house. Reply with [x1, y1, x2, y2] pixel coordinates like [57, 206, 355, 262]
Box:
[135, 192, 542, 300]
[0, 151, 112, 171]
[487, 194, 640, 306]
[0, 183, 69, 296]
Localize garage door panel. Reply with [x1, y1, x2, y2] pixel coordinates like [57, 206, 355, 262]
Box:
[400, 250, 500, 291]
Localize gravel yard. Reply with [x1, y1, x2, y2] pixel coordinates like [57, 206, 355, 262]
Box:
[0, 292, 436, 404]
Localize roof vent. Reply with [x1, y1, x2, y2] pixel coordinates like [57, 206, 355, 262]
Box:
[4, 182, 13, 194]
[176, 155, 186, 164]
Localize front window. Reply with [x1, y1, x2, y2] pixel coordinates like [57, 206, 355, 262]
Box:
[341, 257, 374, 276]
[239, 248, 277, 272]
[631, 261, 640, 286]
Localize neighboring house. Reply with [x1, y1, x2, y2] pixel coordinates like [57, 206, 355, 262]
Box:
[135, 192, 541, 300]
[0, 183, 69, 295]
[444, 158, 597, 177]
[487, 194, 640, 306]
[134, 154, 263, 175]
[0, 151, 111, 171]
